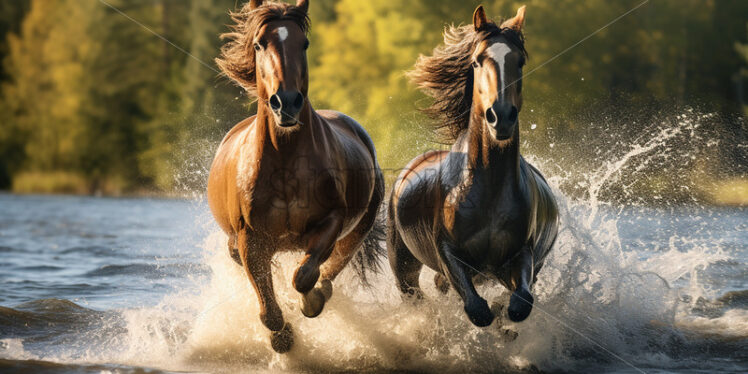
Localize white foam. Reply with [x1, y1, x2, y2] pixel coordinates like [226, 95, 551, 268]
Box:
[0, 339, 38, 361]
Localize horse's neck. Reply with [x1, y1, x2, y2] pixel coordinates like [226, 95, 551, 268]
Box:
[255, 101, 322, 156]
[463, 117, 521, 186]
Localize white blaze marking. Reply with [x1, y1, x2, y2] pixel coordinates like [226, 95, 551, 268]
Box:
[486, 43, 512, 99]
[278, 27, 288, 42]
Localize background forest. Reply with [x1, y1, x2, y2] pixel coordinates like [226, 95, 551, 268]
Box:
[0, 0, 746, 204]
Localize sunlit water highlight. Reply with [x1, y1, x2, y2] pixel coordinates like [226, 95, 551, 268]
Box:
[0, 111, 746, 373]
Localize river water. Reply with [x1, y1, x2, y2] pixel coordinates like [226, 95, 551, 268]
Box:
[0, 192, 745, 373]
[0, 111, 746, 373]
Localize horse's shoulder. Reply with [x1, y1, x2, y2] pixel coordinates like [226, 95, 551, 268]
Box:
[520, 158, 547, 184]
[220, 115, 257, 146]
[519, 158, 554, 201]
[315, 109, 348, 122]
[520, 158, 558, 217]
[317, 110, 376, 152]
[315, 110, 360, 133]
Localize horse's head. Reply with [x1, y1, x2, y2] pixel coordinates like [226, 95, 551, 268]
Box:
[217, 0, 311, 129]
[471, 5, 527, 143]
[254, 0, 310, 128]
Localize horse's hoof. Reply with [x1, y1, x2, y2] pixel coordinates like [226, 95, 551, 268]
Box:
[319, 279, 333, 299]
[300, 288, 326, 318]
[465, 298, 494, 327]
[293, 263, 320, 294]
[434, 273, 450, 294]
[270, 323, 294, 353]
[508, 288, 534, 322]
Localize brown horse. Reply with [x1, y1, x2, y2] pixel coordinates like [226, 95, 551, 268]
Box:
[208, 0, 384, 353]
[388, 5, 558, 327]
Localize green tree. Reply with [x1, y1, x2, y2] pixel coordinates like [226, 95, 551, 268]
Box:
[737, 23, 748, 116]
[3, 0, 98, 176]
[1, 0, 745, 197]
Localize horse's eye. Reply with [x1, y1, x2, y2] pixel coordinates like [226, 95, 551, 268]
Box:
[303, 40, 310, 50]
[472, 60, 480, 69]
[253, 43, 262, 52]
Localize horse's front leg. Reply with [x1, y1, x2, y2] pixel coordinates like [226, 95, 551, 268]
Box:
[504, 246, 535, 322]
[438, 241, 494, 327]
[292, 212, 343, 317]
[238, 229, 293, 353]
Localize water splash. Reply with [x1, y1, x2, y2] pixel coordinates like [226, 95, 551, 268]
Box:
[1, 110, 744, 373]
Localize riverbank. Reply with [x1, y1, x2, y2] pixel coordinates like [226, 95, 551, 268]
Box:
[6, 171, 191, 199]
[5, 173, 747, 207]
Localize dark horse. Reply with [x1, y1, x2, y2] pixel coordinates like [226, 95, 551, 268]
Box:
[208, 0, 384, 353]
[388, 5, 558, 327]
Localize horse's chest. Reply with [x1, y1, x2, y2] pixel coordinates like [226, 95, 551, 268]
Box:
[455, 197, 529, 260]
[251, 164, 337, 238]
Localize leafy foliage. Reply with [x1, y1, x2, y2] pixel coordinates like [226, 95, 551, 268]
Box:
[0, 0, 746, 195]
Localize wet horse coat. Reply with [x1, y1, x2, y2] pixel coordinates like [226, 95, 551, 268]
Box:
[388, 5, 558, 327]
[208, 0, 384, 353]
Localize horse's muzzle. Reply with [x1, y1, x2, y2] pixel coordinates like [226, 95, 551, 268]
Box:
[270, 90, 305, 127]
[486, 101, 518, 140]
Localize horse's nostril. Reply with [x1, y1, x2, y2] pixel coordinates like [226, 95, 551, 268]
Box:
[293, 93, 304, 110]
[508, 107, 518, 123]
[486, 108, 497, 124]
[269, 95, 282, 111]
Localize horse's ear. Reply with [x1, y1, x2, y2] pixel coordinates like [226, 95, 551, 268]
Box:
[249, 0, 263, 9]
[473, 5, 488, 32]
[296, 0, 309, 13]
[501, 5, 526, 32]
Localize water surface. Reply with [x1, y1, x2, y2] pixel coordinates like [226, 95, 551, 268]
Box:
[0, 194, 745, 373]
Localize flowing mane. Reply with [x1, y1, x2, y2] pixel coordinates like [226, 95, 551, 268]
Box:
[216, 1, 310, 98]
[408, 22, 527, 142]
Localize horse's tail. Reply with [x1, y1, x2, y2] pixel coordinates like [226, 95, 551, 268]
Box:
[354, 211, 386, 287]
[351, 169, 386, 287]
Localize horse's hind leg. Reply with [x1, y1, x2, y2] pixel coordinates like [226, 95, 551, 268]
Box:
[238, 229, 293, 353]
[387, 214, 423, 299]
[503, 247, 535, 322]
